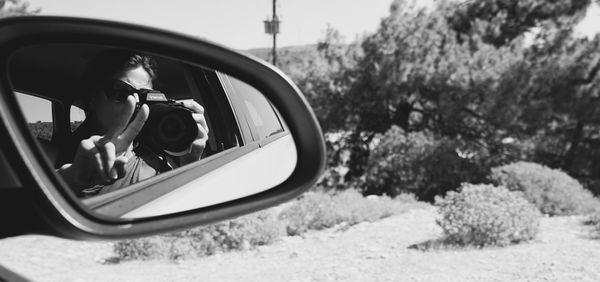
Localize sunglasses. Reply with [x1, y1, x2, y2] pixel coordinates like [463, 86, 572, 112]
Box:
[103, 79, 153, 102]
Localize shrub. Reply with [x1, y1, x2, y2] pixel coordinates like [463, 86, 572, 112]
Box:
[279, 189, 420, 236]
[491, 162, 600, 216]
[112, 237, 168, 261]
[113, 190, 423, 260]
[279, 192, 339, 235]
[315, 131, 354, 190]
[364, 126, 437, 198]
[113, 210, 283, 261]
[436, 183, 541, 247]
[364, 126, 490, 201]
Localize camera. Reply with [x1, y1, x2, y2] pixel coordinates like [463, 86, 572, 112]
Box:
[134, 91, 198, 153]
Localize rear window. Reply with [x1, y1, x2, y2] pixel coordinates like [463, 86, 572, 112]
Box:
[70, 105, 86, 132]
[15, 92, 54, 141]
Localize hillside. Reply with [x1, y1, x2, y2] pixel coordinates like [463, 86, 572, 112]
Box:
[243, 44, 317, 63]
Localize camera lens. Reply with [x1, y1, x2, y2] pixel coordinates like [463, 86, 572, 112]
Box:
[139, 103, 198, 153]
[157, 113, 188, 143]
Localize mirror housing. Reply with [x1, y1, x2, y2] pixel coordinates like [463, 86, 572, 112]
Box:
[0, 16, 326, 239]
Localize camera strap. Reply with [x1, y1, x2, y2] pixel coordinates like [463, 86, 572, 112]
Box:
[134, 146, 172, 173]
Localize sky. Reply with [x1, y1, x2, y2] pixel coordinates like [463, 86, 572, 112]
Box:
[575, 2, 600, 39]
[31, 0, 396, 50]
[29, 0, 600, 50]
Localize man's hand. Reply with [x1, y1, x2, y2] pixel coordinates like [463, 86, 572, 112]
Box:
[173, 100, 209, 165]
[58, 96, 149, 190]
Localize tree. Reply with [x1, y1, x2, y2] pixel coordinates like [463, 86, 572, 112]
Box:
[447, 0, 590, 46]
[279, 25, 362, 132]
[494, 26, 600, 190]
[0, 0, 40, 17]
[282, 0, 600, 196]
[338, 0, 527, 180]
[277, 26, 365, 189]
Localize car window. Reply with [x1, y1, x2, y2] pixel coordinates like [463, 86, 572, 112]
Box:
[15, 92, 54, 141]
[222, 74, 284, 141]
[70, 105, 86, 132]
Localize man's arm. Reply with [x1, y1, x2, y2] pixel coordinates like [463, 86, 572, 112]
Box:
[164, 100, 209, 166]
[57, 97, 149, 192]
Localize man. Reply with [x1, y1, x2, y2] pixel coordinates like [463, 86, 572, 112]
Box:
[56, 49, 209, 196]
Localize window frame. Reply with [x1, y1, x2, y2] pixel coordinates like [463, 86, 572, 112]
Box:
[217, 72, 287, 147]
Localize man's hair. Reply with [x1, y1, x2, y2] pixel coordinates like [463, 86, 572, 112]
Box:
[81, 49, 157, 110]
[84, 49, 158, 87]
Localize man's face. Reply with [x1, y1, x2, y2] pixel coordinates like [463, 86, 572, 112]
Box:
[94, 66, 153, 132]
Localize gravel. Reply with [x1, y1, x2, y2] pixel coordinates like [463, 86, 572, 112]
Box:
[0, 207, 599, 282]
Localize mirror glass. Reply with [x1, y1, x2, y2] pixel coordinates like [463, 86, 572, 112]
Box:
[8, 43, 297, 220]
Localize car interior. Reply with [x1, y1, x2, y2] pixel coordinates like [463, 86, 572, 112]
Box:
[8, 43, 242, 170]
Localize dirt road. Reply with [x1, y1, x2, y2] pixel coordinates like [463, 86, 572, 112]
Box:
[0, 207, 599, 282]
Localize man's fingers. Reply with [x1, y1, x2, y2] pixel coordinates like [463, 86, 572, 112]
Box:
[76, 138, 96, 158]
[183, 101, 209, 139]
[181, 100, 204, 115]
[74, 136, 101, 164]
[192, 113, 209, 135]
[102, 142, 117, 180]
[92, 147, 111, 184]
[118, 103, 149, 150]
[114, 156, 129, 179]
[197, 123, 209, 142]
[106, 95, 137, 140]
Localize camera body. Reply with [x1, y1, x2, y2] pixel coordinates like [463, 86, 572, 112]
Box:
[135, 91, 198, 153]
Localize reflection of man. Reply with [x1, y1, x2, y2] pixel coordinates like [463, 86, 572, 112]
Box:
[56, 50, 209, 196]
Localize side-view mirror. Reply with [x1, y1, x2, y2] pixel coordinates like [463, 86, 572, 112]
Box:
[0, 17, 326, 239]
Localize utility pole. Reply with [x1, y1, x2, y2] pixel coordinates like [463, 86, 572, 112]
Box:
[263, 0, 280, 66]
[272, 0, 277, 66]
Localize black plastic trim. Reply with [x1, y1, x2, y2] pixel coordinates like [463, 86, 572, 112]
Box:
[0, 150, 21, 189]
[217, 72, 255, 143]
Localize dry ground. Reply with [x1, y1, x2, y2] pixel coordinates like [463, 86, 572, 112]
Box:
[0, 207, 599, 282]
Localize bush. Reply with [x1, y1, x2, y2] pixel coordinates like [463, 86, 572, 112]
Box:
[279, 189, 420, 235]
[278, 192, 338, 235]
[113, 210, 283, 261]
[491, 162, 600, 216]
[113, 190, 424, 260]
[436, 183, 541, 247]
[364, 126, 490, 201]
[364, 126, 437, 197]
